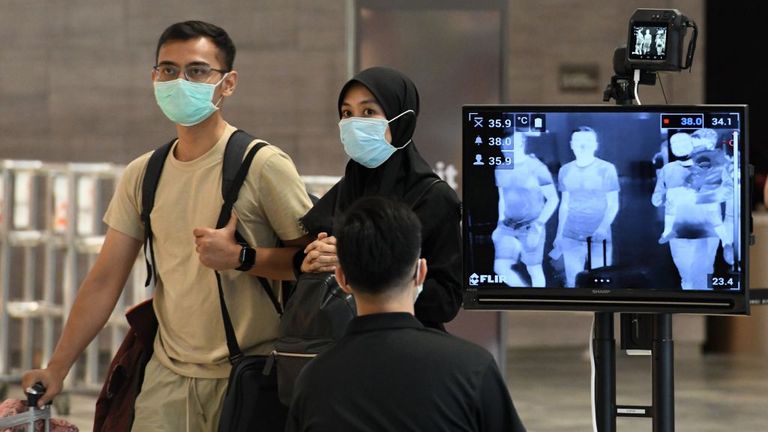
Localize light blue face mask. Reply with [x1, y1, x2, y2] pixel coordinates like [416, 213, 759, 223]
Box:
[153, 74, 227, 126]
[339, 110, 414, 168]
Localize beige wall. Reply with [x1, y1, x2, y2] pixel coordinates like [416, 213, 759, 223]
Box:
[505, 0, 704, 105]
[1, 0, 706, 170]
[0, 0, 349, 176]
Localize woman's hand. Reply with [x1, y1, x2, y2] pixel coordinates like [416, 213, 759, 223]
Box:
[301, 232, 338, 273]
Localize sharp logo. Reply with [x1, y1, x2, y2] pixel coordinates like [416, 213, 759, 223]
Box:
[469, 273, 506, 286]
[592, 289, 610, 294]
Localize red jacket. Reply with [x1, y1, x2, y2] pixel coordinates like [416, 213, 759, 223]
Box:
[93, 299, 157, 432]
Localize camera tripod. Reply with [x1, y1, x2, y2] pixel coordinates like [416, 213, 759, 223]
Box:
[594, 48, 677, 431]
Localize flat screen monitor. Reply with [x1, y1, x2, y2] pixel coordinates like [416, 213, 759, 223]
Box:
[462, 105, 749, 314]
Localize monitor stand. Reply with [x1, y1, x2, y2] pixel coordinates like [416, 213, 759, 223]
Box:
[593, 312, 675, 432]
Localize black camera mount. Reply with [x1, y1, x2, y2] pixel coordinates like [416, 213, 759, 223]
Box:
[603, 47, 657, 105]
[604, 8, 697, 105]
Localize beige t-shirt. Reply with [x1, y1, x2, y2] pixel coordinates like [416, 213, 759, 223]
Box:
[104, 124, 311, 378]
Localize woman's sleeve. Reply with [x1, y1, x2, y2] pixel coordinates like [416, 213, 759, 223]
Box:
[414, 182, 463, 329]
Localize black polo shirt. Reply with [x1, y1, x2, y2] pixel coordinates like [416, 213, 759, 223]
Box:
[287, 312, 526, 432]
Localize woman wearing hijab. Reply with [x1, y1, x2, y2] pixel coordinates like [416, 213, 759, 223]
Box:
[300, 66, 462, 330]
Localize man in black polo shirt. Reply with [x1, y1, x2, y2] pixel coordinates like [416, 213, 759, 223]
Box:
[287, 196, 526, 432]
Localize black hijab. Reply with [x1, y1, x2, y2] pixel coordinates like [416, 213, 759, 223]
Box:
[302, 67, 441, 235]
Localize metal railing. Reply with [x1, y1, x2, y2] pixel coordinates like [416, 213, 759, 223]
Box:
[0, 160, 148, 409]
[0, 159, 338, 405]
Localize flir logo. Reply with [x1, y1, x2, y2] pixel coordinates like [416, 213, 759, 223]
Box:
[469, 273, 507, 286]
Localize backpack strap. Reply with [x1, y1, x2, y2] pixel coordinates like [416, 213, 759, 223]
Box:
[404, 178, 442, 209]
[212, 138, 283, 364]
[221, 130, 250, 202]
[216, 133, 281, 316]
[216, 130, 259, 230]
[140, 138, 175, 287]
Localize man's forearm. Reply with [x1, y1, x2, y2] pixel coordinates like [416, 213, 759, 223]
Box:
[599, 193, 620, 228]
[46, 228, 140, 378]
[47, 278, 125, 378]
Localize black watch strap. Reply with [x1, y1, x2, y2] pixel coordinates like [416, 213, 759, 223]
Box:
[236, 244, 255, 271]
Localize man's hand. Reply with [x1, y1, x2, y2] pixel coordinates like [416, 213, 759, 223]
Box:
[525, 221, 544, 248]
[21, 367, 66, 408]
[549, 235, 563, 260]
[193, 212, 242, 270]
[301, 232, 338, 273]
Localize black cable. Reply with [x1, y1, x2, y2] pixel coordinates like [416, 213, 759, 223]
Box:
[684, 18, 698, 71]
[656, 72, 669, 104]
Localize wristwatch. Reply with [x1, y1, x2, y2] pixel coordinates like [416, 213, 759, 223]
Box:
[236, 244, 256, 271]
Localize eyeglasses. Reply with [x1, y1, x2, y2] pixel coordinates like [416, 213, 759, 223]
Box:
[152, 63, 228, 83]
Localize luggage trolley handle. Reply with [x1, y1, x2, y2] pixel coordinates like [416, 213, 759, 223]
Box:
[27, 382, 51, 432]
[585, 236, 608, 271]
[25, 382, 46, 408]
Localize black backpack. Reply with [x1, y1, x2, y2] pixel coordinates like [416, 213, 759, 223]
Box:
[265, 177, 443, 406]
[140, 130, 281, 312]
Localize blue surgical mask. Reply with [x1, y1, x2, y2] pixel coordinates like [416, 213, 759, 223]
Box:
[339, 110, 414, 168]
[153, 75, 227, 126]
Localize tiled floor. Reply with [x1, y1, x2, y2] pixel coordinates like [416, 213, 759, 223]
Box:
[507, 345, 768, 432]
[4, 344, 767, 431]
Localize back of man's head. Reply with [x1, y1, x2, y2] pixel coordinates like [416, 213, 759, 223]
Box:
[156, 20, 236, 71]
[334, 196, 421, 295]
[670, 132, 693, 157]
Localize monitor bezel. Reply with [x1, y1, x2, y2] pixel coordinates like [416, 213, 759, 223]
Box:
[461, 104, 750, 315]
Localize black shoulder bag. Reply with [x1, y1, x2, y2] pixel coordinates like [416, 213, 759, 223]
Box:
[215, 140, 287, 432]
[268, 177, 443, 406]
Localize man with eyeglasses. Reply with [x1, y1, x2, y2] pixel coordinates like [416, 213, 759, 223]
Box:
[22, 21, 312, 431]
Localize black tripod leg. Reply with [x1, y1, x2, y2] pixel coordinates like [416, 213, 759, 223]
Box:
[653, 313, 675, 432]
[594, 312, 617, 432]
